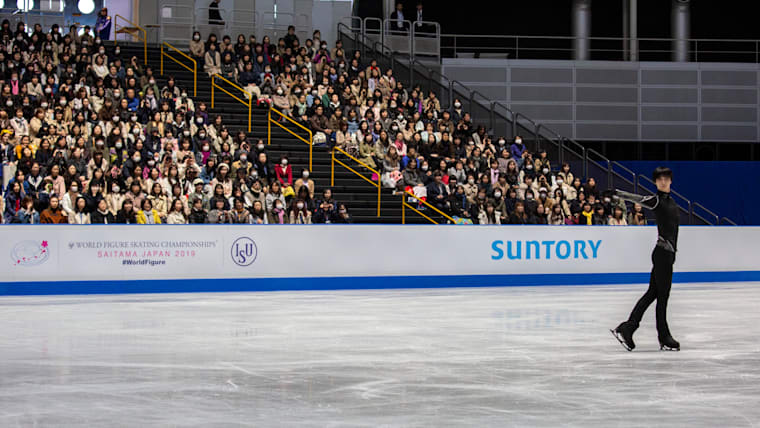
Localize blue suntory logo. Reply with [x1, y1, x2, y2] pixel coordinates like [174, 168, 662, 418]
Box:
[491, 240, 601, 260]
[12, 240, 50, 266]
[231, 237, 258, 267]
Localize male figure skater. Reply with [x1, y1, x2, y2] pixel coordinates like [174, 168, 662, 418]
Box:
[611, 167, 680, 351]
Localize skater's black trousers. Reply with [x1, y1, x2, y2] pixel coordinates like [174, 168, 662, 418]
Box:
[628, 246, 675, 338]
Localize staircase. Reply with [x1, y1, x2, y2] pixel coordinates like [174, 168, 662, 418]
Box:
[113, 42, 440, 224]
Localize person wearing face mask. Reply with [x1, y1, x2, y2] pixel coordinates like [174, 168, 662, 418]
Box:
[511, 136, 526, 167]
[289, 198, 312, 224]
[189, 31, 205, 63]
[106, 182, 125, 215]
[60, 181, 81, 218]
[274, 155, 293, 188]
[272, 85, 290, 115]
[294, 169, 315, 199]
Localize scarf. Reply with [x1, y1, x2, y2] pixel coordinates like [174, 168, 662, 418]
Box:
[581, 210, 593, 225]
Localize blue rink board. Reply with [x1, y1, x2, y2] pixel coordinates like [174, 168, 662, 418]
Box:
[1, 271, 759, 296]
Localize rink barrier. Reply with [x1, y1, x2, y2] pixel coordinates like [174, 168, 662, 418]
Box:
[1, 225, 758, 296]
[2, 271, 760, 296]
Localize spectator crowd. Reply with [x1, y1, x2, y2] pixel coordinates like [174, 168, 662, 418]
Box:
[1, 17, 646, 226]
[0, 19, 353, 225]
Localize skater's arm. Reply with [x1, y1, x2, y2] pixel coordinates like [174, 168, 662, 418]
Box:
[614, 189, 658, 210]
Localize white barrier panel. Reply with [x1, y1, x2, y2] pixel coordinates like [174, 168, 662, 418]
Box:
[0, 226, 758, 295]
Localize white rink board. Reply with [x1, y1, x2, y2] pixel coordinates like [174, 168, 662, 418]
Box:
[0, 226, 757, 286]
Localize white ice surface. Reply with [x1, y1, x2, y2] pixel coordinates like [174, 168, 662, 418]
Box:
[1, 283, 760, 427]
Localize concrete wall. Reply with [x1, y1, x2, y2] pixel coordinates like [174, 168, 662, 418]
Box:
[442, 58, 760, 143]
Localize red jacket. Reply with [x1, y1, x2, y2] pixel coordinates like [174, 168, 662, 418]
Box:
[274, 164, 292, 187]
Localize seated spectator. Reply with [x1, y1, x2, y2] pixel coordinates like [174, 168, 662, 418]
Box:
[40, 196, 68, 224]
[289, 199, 312, 224]
[167, 199, 188, 224]
[13, 196, 39, 224]
[628, 202, 647, 225]
[136, 199, 161, 224]
[91, 199, 115, 224]
[69, 196, 91, 224]
[609, 205, 628, 226]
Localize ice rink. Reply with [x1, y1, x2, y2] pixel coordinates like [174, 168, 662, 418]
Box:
[1, 282, 759, 427]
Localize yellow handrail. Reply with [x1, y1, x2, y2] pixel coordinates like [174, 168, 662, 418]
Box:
[113, 14, 147, 65]
[331, 146, 381, 217]
[160, 42, 197, 97]
[211, 74, 252, 132]
[268, 107, 313, 171]
[401, 189, 456, 225]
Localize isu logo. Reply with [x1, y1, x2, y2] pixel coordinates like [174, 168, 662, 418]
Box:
[12, 240, 50, 266]
[231, 237, 257, 267]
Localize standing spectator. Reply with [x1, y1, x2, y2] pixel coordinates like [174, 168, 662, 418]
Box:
[390, 2, 408, 34]
[209, 0, 225, 26]
[95, 8, 112, 40]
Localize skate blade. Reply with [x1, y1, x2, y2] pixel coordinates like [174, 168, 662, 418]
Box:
[610, 329, 633, 352]
[660, 345, 680, 352]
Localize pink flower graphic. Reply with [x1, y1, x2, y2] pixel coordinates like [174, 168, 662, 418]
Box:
[41, 241, 48, 248]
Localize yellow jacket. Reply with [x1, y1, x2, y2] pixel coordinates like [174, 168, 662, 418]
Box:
[136, 209, 163, 224]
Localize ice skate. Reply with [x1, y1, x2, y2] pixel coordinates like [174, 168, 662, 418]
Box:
[611, 321, 636, 351]
[659, 335, 680, 351]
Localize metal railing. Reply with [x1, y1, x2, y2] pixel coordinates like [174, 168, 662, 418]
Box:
[337, 21, 738, 225]
[160, 42, 197, 96]
[331, 146, 381, 218]
[401, 190, 456, 225]
[212, 74, 252, 132]
[114, 14, 147, 65]
[268, 107, 313, 171]
[441, 33, 760, 63]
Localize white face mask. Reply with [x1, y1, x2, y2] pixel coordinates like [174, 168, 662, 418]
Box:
[112, 116, 119, 122]
[133, 156, 141, 163]
[257, 144, 265, 150]
[147, 160, 155, 166]
[281, 159, 288, 166]
[302, 172, 309, 179]
[202, 145, 209, 152]
[494, 192, 502, 198]
[468, 178, 475, 185]
[194, 35, 200, 41]
[196, 118, 204, 124]
[5, 100, 12, 107]
[45, 87, 52, 94]
[115, 142, 123, 149]
[240, 156, 247, 162]
[296, 203, 304, 209]
[454, 102, 461, 108]
[515, 139, 522, 145]
[60, 99, 67, 106]
[112, 185, 120, 193]
[557, 179, 563, 185]
[199, 133, 206, 138]
[41, 102, 48, 108]
[183, 130, 190, 136]
[71, 186, 78, 192]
